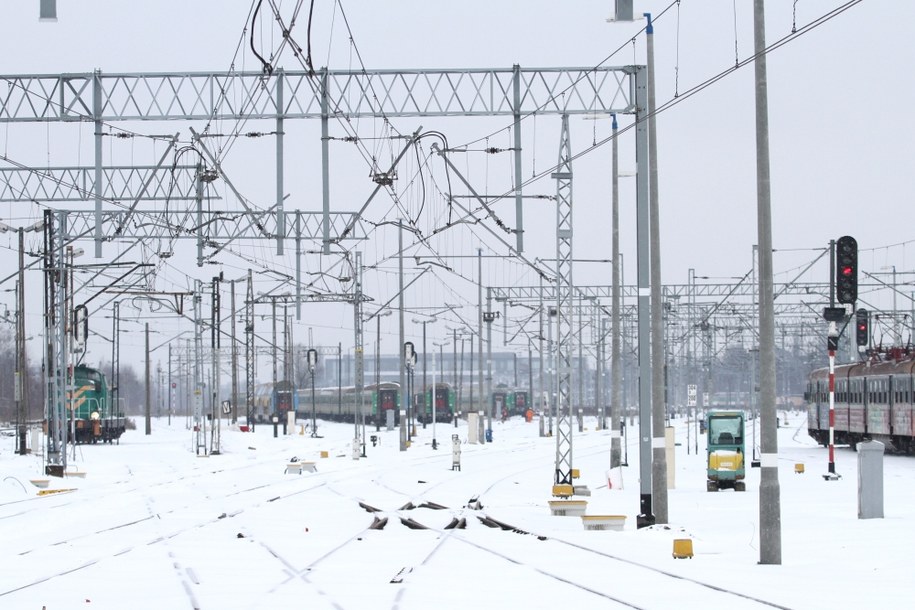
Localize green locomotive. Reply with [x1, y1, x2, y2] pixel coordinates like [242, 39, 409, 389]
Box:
[70, 365, 125, 444]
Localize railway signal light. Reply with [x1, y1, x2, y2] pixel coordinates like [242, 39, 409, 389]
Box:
[403, 341, 414, 364]
[835, 235, 858, 304]
[856, 308, 869, 347]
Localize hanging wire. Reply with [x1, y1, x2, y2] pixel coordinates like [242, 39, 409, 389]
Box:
[483, 0, 865, 209]
[304, 0, 316, 75]
[484, 136, 490, 200]
[792, 0, 799, 34]
[732, 0, 740, 66]
[530, 113, 537, 178]
[674, 0, 681, 97]
[45, 120, 51, 170]
[324, 0, 339, 73]
[250, 0, 274, 75]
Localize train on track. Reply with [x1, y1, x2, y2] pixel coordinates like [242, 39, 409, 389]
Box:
[806, 348, 915, 454]
[258, 382, 456, 427]
[255, 381, 534, 428]
[69, 365, 126, 444]
[491, 387, 531, 417]
[253, 381, 532, 426]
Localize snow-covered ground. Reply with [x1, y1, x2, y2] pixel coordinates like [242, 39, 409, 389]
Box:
[1, 411, 911, 609]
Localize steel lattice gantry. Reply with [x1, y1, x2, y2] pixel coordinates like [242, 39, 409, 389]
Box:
[2, 65, 643, 474]
[552, 115, 575, 487]
[489, 281, 844, 301]
[488, 279, 844, 404]
[0, 66, 638, 253]
[491, 281, 842, 336]
[0, 164, 203, 202]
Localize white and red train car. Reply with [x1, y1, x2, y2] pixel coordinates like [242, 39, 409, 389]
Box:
[807, 350, 915, 454]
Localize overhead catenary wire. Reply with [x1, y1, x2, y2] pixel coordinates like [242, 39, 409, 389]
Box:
[2, 1, 876, 359]
[467, 0, 866, 211]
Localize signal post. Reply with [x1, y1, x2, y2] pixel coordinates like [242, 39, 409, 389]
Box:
[822, 235, 857, 481]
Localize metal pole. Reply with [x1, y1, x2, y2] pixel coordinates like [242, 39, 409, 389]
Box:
[478, 248, 484, 420]
[548, 306, 554, 436]
[245, 269, 255, 431]
[528, 342, 534, 422]
[211, 277, 221, 453]
[376, 312, 382, 431]
[827, 325, 838, 477]
[453, 328, 458, 407]
[145, 323, 151, 435]
[337, 342, 342, 418]
[186, 337, 192, 430]
[272, 300, 278, 391]
[432, 342, 438, 448]
[168, 344, 173, 426]
[596, 315, 604, 430]
[276, 67, 285, 253]
[610, 114, 622, 468]
[539, 276, 545, 426]
[486, 288, 493, 439]
[399, 221, 407, 451]
[423, 321, 428, 428]
[578, 296, 584, 431]
[512, 64, 525, 253]
[311, 367, 316, 435]
[645, 12, 668, 525]
[754, 0, 783, 565]
[231, 279, 238, 423]
[354, 251, 364, 455]
[376, 316, 382, 389]
[320, 68, 331, 254]
[408, 358, 414, 437]
[893, 266, 899, 345]
[688, 268, 696, 455]
[457, 335, 465, 426]
[634, 58, 653, 527]
[16, 228, 28, 455]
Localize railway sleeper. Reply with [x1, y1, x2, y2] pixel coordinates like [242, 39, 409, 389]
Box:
[400, 517, 429, 530]
[417, 501, 448, 510]
[369, 516, 388, 530]
[444, 517, 467, 530]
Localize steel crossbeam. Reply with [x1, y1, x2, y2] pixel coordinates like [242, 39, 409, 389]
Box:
[0, 67, 635, 122]
[53, 209, 366, 241]
[0, 66, 636, 253]
[490, 282, 839, 302]
[0, 165, 203, 202]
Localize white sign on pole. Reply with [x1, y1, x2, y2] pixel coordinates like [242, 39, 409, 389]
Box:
[687, 384, 697, 407]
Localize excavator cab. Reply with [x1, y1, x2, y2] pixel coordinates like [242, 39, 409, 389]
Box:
[706, 411, 746, 492]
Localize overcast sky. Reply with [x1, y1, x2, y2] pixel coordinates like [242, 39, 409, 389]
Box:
[0, 1, 911, 370]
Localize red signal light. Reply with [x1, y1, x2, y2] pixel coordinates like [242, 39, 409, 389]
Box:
[855, 308, 868, 346]
[836, 236, 858, 305]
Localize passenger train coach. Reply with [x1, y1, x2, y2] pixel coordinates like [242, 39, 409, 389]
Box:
[269, 382, 456, 427]
[806, 349, 915, 454]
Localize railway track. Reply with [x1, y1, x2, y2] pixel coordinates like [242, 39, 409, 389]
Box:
[0, 418, 801, 609]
